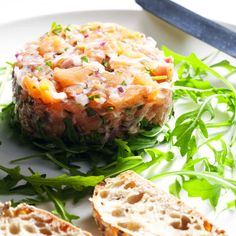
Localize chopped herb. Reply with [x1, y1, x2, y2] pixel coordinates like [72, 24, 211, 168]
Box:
[45, 61, 52, 67]
[124, 107, 132, 115]
[6, 61, 14, 67]
[65, 25, 72, 32]
[88, 94, 100, 101]
[36, 66, 43, 71]
[145, 67, 151, 73]
[121, 80, 127, 86]
[102, 59, 109, 68]
[51, 22, 63, 35]
[107, 106, 114, 111]
[151, 75, 168, 81]
[86, 107, 97, 117]
[81, 56, 89, 63]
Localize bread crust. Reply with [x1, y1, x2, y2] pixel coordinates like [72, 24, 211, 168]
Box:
[0, 202, 92, 236]
[91, 171, 226, 236]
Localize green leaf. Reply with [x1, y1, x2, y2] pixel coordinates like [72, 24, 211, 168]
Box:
[211, 60, 236, 72]
[198, 119, 208, 138]
[47, 189, 79, 223]
[115, 139, 133, 158]
[169, 179, 181, 198]
[94, 155, 144, 177]
[163, 46, 236, 94]
[172, 95, 223, 156]
[227, 199, 236, 209]
[81, 56, 89, 63]
[183, 178, 221, 207]
[24, 174, 104, 191]
[51, 22, 62, 35]
[63, 118, 79, 143]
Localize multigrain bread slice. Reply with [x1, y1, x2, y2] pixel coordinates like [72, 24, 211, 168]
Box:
[0, 202, 92, 236]
[91, 171, 226, 236]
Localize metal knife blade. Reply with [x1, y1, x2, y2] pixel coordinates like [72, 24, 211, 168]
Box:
[136, 0, 236, 58]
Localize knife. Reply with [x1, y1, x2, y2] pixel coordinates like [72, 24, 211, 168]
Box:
[135, 0, 236, 58]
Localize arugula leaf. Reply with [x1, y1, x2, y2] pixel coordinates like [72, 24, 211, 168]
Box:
[183, 178, 221, 207]
[24, 173, 104, 191]
[211, 60, 236, 73]
[0, 164, 103, 221]
[47, 189, 79, 223]
[163, 46, 236, 94]
[94, 148, 173, 178]
[172, 96, 215, 156]
[169, 179, 181, 198]
[227, 199, 236, 209]
[150, 170, 236, 193]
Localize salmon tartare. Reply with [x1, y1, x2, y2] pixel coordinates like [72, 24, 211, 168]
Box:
[13, 22, 173, 142]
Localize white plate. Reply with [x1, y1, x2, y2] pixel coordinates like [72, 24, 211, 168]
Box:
[0, 10, 236, 236]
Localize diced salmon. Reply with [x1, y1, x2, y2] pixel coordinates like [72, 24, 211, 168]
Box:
[22, 76, 63, 104]
[151, 64, 173, 80]
[22, 76, 41, 99]
[38, 35, 64, 55]
[102, 72, 124, 87]
[38, 79, 61, 104]
[133, 74, 158, 87]
[54, 67, 93, 87]
[108, 86, 150, 110]
[64, 85, 83, 97]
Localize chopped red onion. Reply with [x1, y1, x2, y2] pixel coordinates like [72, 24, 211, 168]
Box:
[118, 87, 124, 93]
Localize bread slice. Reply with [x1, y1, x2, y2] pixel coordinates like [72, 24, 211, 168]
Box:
[0, 202, 92, 236]
[91, 171, 226, 236]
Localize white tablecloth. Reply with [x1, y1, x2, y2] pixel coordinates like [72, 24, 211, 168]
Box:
[0, 0, 236, 26]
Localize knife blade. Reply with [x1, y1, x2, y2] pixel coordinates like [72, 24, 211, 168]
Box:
[136, 0, 236, 58]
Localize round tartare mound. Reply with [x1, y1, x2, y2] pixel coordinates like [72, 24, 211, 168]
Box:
[13, 22, 173, 142]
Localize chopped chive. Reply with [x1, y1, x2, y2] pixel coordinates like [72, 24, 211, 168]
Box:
[65, 25, 71, 32]
[102, 59, 109, 67]
[121, 80, 127, 86]
[151, 75, 168, 81]
[81, 56, 89, 63]
[45, 61, 52, 67]
[145, 67, 151, 73]
[107, 106, 114, 111]
[36, 66, 43, 71]
[88, 94, 100, 101]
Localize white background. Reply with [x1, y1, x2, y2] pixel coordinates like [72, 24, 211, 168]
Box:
[0, 0, 236, 26]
